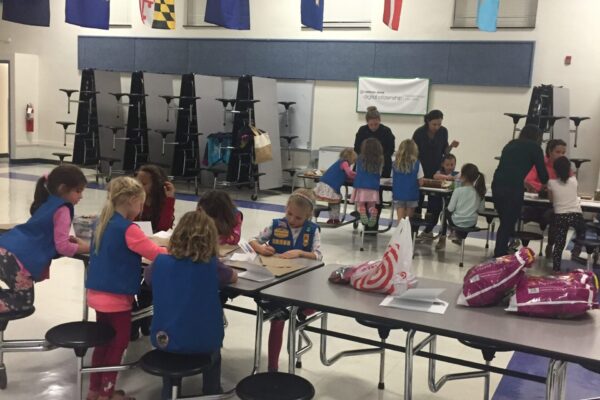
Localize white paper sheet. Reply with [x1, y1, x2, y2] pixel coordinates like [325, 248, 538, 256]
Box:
[230, 253, 258, 262]
[153, 230, 172, 239]
[237, 262, 275, 282]
[134, 221, 154, 236]
[380, 288, 448, 314]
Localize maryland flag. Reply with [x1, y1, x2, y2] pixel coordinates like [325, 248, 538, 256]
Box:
[152, 0, 175, 30]
[139, 0, 154, 26]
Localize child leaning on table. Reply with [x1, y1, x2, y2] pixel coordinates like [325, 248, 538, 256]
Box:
[85, 177, 167, 400]
[249, 188, 322, 372]
[0, 165, 90, 314]
[548, 157, 586, 272]
[145, 210, 231, 399]
[313, 147, 357, 224]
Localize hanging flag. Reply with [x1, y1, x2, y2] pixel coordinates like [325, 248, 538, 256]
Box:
[152, 0, 176, 30]
[2, 0, 50, 27]
[139, 0, 154, 26]
[65, 0, 110, 30]
[383, 0, 403, 31]
[301, 0, 324, 31]
[205, 0, 250, 30]
[477, 0, 500, 32]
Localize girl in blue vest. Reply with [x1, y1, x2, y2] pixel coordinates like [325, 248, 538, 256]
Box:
[145, 210, 228, 399]
[0, 165, 89, 314]
[314, 147, 357, 224]
[86, 177, 167, 400]
[249, 189, 322, 371]
[352, 138, 384, 227]
[392, 139, 424, 222]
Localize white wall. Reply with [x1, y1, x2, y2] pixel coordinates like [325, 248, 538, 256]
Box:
[0, 0, 598, 191]
[0, 63, 8, 154]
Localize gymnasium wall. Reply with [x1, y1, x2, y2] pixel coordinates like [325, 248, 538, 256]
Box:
[0, 0, 598, 192]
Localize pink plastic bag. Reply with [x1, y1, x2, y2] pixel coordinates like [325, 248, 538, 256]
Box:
[457, 248, 535, 307]
[506, 270, 599, 318]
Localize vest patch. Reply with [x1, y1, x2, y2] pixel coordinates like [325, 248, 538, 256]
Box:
[156, 331, 169, 349]
[274, 227, 289, 239]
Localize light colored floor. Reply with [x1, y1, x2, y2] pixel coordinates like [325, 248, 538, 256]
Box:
[0, 163, 564, 399]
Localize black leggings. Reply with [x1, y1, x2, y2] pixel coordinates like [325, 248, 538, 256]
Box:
[551, 213, 586, 271]
[493, 184, 524, 257]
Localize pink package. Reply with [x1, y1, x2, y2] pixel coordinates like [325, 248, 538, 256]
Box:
[457, 248, 535, 307]
[506, 270, 599, 318]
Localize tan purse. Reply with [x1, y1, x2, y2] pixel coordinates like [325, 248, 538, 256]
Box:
[251, 125, 273, 164]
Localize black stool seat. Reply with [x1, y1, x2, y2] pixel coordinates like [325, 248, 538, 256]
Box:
[570, 116, 590, 126]
[581, 362, 600, 374]
[313, 204, 331, 218]
[284, 168, 300, 175]
[494, 156, 501, 161]
[452, 225, 482, 240]
[355, 318, 405, 332]
[59, 89, 78, 97]
[539, 116, 566, 126]
[52, 152, 71, 159]
[503, 113, 527, 124]
[215, 98, 237, 107]
[479, 209, 498, 223]
[573, 238, 600, 253]
[236, 372, 315, 400]
[159, 95, 176, 103]
[108, 92, 128, 101]
[0, 307, 35, 330]
[458, 339, 508, 362]
[236, 99, 260, 105]
[513, 231, 543, 244]
[56, 121, 75, 129]
[45, 321, 115, 357]
[99, 156, 120, 163]
[154, 129, 174, 136]
[570, 158, 591, 169]
[278, 101, 297, 110]
[280, 135, 299, 144]
[586, 222, 600, 233]
[139, 349, 214, 379]
[102, 126, 125, 132]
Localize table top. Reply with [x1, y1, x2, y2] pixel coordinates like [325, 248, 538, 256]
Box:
[261, 265, 600, 368]
[223, 257, 325, 296]
[296, 174, 452, 195]
[485, 191, 600, 212]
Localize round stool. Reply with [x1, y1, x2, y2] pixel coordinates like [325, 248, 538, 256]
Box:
[355, 318, 405, 389]
[451, 225, 483, 267]
[570, 158, 591, 177]
[46, 321, 115, 399]
[513, 231, 544, 255]
[0, 308, 36, 389]
[458, 339, 510, 400]
[569, 116, 590, 147]
[573, 238, 600, 270]
[140, 349, 215, 400]
[236, 372, 315, 400]
[52, 152, 71, 164]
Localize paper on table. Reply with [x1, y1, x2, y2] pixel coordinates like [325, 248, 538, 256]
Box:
[134, 221, 154, 236]
[149, 230, 172, 247]
[230, 253, 258, 262]
[380, 288, 448, 314]
[259, 256, 307, 277]
[238, 262, 275, 282]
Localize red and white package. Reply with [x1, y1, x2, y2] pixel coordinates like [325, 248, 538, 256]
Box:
[506, 270, 599, 318]
[457, 248, 535, 307]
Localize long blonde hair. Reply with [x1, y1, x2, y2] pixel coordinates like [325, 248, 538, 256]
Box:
[288, 188, 316, 220]
[94, 176, 146, 254]
[169, 210, 218, 263]
[394, 139, 419, 173]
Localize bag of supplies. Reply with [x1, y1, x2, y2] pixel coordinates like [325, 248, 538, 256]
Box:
[506, 270, 599, 318]
[251, 125, 272, 164]
[457, 247, 535, 307]
[329, 218, 417, 295]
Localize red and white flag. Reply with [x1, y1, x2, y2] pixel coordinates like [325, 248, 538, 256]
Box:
[139, 0, 154, 26]
[383, 0, 403, 31]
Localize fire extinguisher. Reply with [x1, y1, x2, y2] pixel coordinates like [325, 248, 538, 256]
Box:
[26, 103, 34, 133]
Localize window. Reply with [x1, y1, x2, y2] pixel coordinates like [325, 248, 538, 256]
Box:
[453, 0, 538, 29]
[110, 0, 132, 27]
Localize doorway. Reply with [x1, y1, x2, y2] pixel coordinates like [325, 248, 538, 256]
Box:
[0, 62, 8, 157]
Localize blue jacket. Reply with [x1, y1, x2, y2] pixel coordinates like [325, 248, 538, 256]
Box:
[270, 218, 317, 254]
[150, 255, 223, 354]
[0, 195, 73, 281]
[392, 161, 421, 202]
[353, 159, 380, 190]
[86, 213, 141, 295]
[320, 159, 347, 194]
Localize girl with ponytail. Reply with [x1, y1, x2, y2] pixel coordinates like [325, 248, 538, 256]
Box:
[0, 165, 89, 314]
[86, 176, 168, 400]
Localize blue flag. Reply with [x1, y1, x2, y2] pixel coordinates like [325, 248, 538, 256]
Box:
[301, 0, 324, 31]
[2, 0, 50, 27]
[65, 0, 110, 30]
[477, 0, 499, 32]
[204, 0, 250, 30]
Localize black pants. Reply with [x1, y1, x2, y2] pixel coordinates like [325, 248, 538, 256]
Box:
[423, 195, 443, 234]
[493, 184, 524, 257]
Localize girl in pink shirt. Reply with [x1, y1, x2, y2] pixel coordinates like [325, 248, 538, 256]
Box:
[86, 177, 167, 400]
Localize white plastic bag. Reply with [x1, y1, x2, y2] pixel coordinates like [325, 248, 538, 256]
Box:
[350, 218, 417, 295]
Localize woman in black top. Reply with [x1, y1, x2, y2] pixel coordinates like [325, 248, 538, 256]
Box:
[354, 106, 395, 178]
[412, 110, 459, 238]
[492, 125, 549, 257]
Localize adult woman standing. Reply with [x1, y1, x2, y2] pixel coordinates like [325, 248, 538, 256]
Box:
[354, 106, 395, 178]
[412, 109, 459, 239]
[492, 125, 549, 257]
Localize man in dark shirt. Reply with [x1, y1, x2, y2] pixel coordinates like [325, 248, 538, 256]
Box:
[492, 125, 549, 257]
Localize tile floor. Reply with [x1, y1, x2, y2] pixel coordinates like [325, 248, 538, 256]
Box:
[0, 163, 598, 400]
